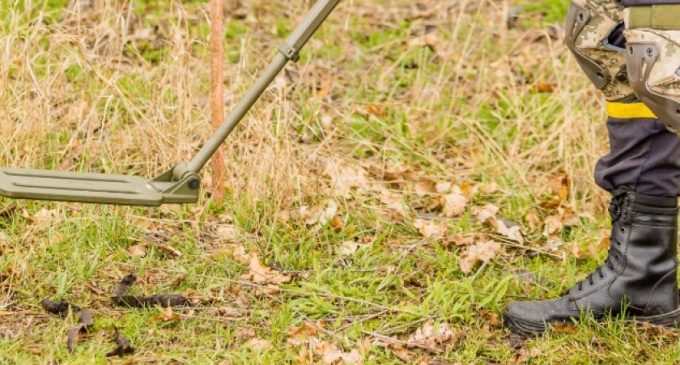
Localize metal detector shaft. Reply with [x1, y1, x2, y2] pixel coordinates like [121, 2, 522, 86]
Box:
[184, 0, 342, 175]
[0, 0, 342, 206]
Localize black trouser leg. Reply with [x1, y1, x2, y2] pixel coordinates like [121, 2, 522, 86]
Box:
[595, 117, 680, 197]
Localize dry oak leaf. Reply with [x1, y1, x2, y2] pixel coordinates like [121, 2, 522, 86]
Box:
[495, 219, 524, 244]
[414, 219, 446, 239]
[447, 234, 475, 247]
[287, 321, 321, 346]
[543, 214, 563, 237]
[379, 190, 409, 218]
[459, 240, 502, 274]
[324, 159, 370, 197]
[306, 200, 339, 227]
[414, 179, 437, 196]
[209, 244, 250, 264]
[31, 208, 59, 227]
[543, 206, 580, 238]
[156, 306, 181, 322]
[338, 240, 369, 257]
[240, 253, 291, 294]
[473, 204, 499, 224]
[317, 341, 362, 365]
[215, 224, 240, 242]
[245, 338, 272, 351]
[442, 186, 468, 217]
[435, 181, 453, 194]
[127, 244, 147, 258]
[406, 321, 457, 353]
[287, 322, 362, 364]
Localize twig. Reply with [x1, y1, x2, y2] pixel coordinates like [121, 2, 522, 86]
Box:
[210, 0, 226, 200]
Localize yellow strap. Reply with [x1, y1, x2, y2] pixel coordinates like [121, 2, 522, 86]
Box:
[607, 102, 657, 120]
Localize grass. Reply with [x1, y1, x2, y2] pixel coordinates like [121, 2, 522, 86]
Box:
[2, 0, 680, 363]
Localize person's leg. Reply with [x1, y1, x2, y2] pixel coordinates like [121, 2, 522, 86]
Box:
[564, 0, 680, 197]
[503, 0, 680, 336]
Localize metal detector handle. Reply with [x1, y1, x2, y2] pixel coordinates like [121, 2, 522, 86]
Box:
[183, 0, 342, 176]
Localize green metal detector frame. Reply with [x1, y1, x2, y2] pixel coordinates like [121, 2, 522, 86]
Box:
[0, 0, 341, 206]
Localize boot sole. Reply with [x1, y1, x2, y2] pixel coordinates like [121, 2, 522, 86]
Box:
[503, 306, 680, 337]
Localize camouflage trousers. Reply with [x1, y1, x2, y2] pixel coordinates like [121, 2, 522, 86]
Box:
[566, 1, 680, 196]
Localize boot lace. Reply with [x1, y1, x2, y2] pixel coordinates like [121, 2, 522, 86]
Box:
[574, 192, 630, 292]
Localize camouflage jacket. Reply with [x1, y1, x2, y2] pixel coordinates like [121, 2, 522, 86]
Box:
[621, 0, 680, 5]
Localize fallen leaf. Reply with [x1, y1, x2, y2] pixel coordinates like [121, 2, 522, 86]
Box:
[480, 309, 501, 328]
[379, 190, 409, 218]
[338, 241, 361, 256]
[330, 216, 344, 231]
[288, 322, 362, 364]
[208, 245, 250, 263]
[156, 306, 180, 322]
[543, 173, 571, 208]
[524, 210, 541, 231]
[474, 204, 499, 224]
[442, 187, 467, 217]
[459, 241, 502, 274]
[240, 253, 291, 294]
[545, 237, 564, 252]
[406, 321, 458, 353]
[306, 200, 339, 226]
[495, 219, 524, 243]
[414, 179, 437, 196]
[414, 219, 446, 239]
[32, 208, 58, 226]
[320, 344, 362, 365]
[245, 338, 272, 351]
[324, 159, 370, 197]
[533, 82, 556, 93]
[215, 224, 240, 242]
[570, 243, 584, 259]
[446, 234, 475, 247]
[543, 214, 563, 237]
[366, 104, 386, 118]
[287, 322, 321, 346]
[409, 30, 439, 50]
[435, 181, 452, 194]
[127, 244, 147, 258]
[543, 206, 580, 239]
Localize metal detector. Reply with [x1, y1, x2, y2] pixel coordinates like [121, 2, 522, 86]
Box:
[0, 0, 341, 206]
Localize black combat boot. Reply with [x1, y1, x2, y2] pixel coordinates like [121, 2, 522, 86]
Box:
[503, 189, 680, 336]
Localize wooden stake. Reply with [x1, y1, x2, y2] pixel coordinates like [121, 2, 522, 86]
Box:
[210, 0, 226, 201]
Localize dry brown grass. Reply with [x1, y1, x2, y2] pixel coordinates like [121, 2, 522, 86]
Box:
[1, 0, 608, 209]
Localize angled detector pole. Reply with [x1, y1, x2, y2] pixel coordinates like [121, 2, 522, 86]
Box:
[0, 0, 342, 206]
